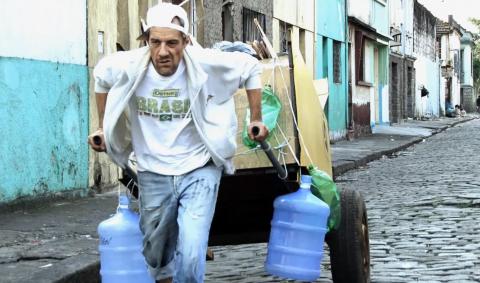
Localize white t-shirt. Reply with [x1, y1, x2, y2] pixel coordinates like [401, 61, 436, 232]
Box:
[129, 60, 211, 175]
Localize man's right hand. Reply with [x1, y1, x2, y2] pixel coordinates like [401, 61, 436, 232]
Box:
[88, 129, 106, 152]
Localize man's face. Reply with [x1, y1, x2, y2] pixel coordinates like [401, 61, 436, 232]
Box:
[149, 27, 188, 76]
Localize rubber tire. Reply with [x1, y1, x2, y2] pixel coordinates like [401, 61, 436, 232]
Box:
[326, 188, 370, 283]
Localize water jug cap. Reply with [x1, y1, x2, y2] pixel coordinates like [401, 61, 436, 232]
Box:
[301, 175, 312, 184]
[119, 195, 129, 206]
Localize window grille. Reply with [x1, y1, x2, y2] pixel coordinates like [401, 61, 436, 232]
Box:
[333, 41, 342, 83]
[243, 8, 265, 43]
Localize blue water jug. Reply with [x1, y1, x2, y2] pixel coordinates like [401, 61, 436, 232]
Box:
[265, 175, 330, 281]
[98, 195, 154, 283]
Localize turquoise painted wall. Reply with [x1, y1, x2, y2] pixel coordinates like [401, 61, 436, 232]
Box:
[315, 0, 348, 140]
[316, 0, 346, 42]
[0, 57, 89, 202]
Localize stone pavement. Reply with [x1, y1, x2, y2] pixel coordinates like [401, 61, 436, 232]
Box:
[0, 115, 477, 283]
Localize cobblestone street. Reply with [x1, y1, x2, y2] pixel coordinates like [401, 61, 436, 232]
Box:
[205, 119, 480, 283]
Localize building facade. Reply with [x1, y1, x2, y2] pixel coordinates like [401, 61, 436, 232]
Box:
[348, 0, 390, 136]
[272, 0, 315, 74]
[413, 0, 441, 119]
[389, 0, 416, 122]
[437, 16, 463, 115]
[315, 0, 348, 140]
[0, 0, 89, 203]
[460, 29, 476, 112]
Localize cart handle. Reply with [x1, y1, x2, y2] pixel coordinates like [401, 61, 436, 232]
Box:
[252, 126, 288, 180]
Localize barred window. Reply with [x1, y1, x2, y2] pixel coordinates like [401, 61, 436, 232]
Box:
[333, 40, 342, 84]
[243, 8, 265, 43]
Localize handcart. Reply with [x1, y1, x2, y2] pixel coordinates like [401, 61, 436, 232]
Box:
[111, 43, 370, 282]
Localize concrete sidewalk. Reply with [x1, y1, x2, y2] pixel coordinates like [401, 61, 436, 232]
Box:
[0, 115, 476, 283]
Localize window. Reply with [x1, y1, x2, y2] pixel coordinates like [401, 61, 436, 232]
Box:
[355, 31, 373, 86]
[279, 20, 292, 53]
[333, 41, 342, 83]
[242, 8, 265, 43]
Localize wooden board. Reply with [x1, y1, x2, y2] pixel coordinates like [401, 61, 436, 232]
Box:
[233, 56, 298, 170]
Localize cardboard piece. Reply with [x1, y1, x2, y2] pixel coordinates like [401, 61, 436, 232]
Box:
[233, 56, 297, 170]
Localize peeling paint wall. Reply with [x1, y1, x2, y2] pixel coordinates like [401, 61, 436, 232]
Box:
[0, 0, 89, 203]
[87, 0, 124, 191]
[348, 26, 372, 136]
[315, 0, 348, 140]
[273, 0, 314, 73]
[413, 1, 440, 118]
[390, 0, 414, 56]
[438, 25, 462, 109]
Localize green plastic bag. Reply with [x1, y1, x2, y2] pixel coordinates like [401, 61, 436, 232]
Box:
[308, 165, 341, 231]
[242, 85, 282, 148]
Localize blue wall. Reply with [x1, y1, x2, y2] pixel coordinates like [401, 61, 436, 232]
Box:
[315, 0, 348, 140]
[316, 0, 346, 42]
[0, 57, 89, 202]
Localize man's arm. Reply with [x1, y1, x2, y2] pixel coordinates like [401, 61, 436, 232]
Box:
[87, 92, 108, 152]
[246, 88, 268, 142]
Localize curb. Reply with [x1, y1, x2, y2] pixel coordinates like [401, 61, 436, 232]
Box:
[34, 254, 100, 283]
[332, 117, 476, 178]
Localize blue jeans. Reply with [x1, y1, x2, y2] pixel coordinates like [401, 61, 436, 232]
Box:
[137, 162, 222, 283]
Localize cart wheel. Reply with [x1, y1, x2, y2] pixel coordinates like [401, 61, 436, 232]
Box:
[326, 188, 370, 283]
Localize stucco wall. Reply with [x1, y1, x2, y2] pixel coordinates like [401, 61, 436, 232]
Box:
[273, 0, 313, 73]
[0, 0, 89, 203]
[348, 0, 371, 25]
[390, 0, 414, 56]
[315, 0, 348, 140]
[348, 26, 372, 136]
[461, 44, 473, 86]
[87, 0, 123, 191]
[205, 0, 273, 48]
[413, 1, 440, 118]
[414, 57, 441, 117]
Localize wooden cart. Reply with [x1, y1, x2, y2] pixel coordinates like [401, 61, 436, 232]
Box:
[119, 46, 370, 283]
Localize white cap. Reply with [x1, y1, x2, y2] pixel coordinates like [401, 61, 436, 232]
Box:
[145, 3, 189, 35]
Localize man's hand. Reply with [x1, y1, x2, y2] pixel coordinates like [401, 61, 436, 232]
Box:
[88, 129, 106, 152]
[248, 121, 269, 142]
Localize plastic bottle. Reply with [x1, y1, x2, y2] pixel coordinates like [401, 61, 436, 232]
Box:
[265, 175, 330, 281]
[98, 195, 154, 283]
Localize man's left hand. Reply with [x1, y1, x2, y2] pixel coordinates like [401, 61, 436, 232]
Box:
[247, 121, 269, 142]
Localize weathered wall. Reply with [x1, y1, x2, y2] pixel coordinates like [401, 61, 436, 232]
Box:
[390, 0, 414, 56]
[87, 0, 123, 191]
[413, 0, 440, 118]
[449, 31, 462, 106]
[202, 0, 223, 47]
[208, 0, 272, 48]
[315, 0, 348, 140]
[389, 55, 415, 122]
[348, 26, 372, 136]
[0, 0, 89, 203]
[414, 57, 441, 117]
[372, 0, 389, 37]
[273, 0, 313, 72]
[348, 0, 371, 25]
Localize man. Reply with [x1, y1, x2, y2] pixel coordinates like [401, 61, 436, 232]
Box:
[87, 3, 268, 283]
